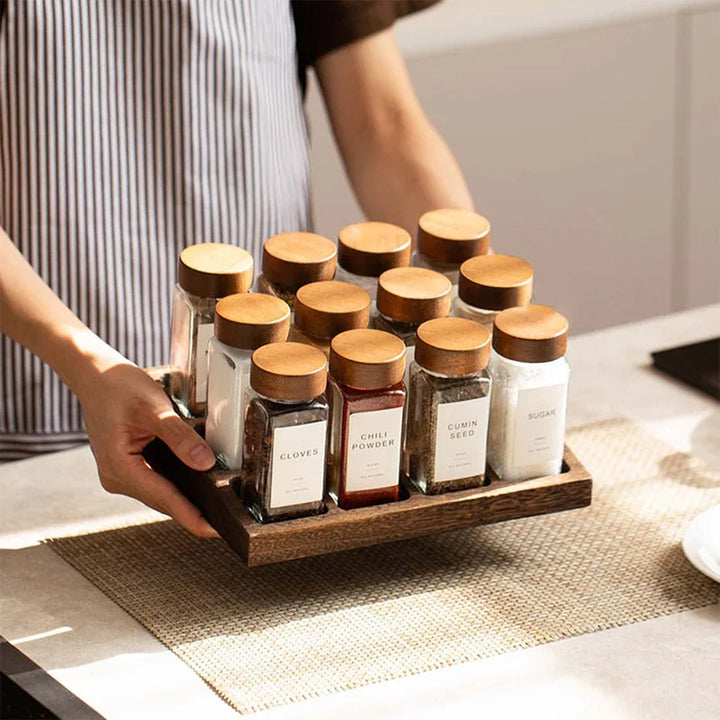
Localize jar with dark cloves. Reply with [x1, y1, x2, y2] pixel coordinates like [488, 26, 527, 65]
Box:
[288, 280, 371, 357]
[255, 232, 337, 310]
[372, 266, 451, 380]
[405, 318, 492, 494]
[205, 293, 291, 470]
[242, 342, 329, 523]
[334, 221, 411, 300]
[412, 208, 491, 287]
[455, 254, 534, 335]
[169, 243, 254, 417]
[327, 329, 406, 510]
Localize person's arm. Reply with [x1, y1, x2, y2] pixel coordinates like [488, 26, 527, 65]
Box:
[315, 27, 473, 238]
[0, 228, 218, 537]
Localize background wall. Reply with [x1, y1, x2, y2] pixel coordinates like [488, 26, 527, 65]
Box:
[305, 0, 720, 334]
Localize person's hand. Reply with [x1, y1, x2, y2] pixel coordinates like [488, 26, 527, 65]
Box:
[76, 361, 219, 538]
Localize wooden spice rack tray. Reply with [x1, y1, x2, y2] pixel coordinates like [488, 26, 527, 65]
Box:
[144, 365, 592, 566]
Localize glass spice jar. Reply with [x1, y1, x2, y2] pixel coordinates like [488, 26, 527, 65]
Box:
[406, 318, 492, 494]
[205, 294, 291, 470]
[455, 254, 534, 335]
[373, 266, 452, 378]
[333, 221, 411, 300]
[255, 232, 337, 310]
[327, 329, 406, 510]
[412, 208, 491, 287]
[487, 305, 570, 482]
[169, 243, 254, 417]
[288, 280, 370, 357]
[242, 342, 329, 523]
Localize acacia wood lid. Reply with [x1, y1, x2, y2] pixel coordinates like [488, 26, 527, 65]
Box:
[493, 304, 569, 363]
[214, 293, 291, 350]
[178, 243, 254, 298]
[417, 209, 491, 264]
[250, 342, 328, 401]
[376, 267, 452, 324]
[415, 318, 491, 375]
[459, 254, 534, 311]
[329, 328, 406, 390]
[261, 232, 337, 289]
[294, 281, 371, 340]
[337, 221, 412, 277]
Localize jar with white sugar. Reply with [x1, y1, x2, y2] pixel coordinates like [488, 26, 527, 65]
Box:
[487, 305, 569, 482]
[455, 254, 533, 335]
[169, 243, 254, 417]
[205, 293, 291, 470]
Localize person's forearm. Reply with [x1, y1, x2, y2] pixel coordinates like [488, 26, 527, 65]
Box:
[316, 28, 474, 241]
[0, 228, 130, 399]
[343, 112, 473, 238]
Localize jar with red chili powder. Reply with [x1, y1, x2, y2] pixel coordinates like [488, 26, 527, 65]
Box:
[327, 329, 406, 510]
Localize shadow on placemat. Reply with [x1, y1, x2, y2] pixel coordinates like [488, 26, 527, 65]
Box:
[49, 419, 719, 715]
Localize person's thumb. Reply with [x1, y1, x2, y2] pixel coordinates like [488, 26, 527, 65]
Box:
[153, 409, 216, 471]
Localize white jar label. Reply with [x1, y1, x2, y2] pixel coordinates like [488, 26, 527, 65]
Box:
[434, 396, 490, 482]
[345, 406, 403, 492]
[194, 322, 214, 403]
[270, 420, 328, 509]
[512, 384, 567, 468]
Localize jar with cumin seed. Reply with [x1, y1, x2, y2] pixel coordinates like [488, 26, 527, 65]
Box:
[405, 318, 492, 494]
[334, 221, 412, 300]
[412, 208, 491, 286]
[327, 329, 406, 510]
[242, 342, 329, 524]
[256, 232, 337, 310]
[169, 243, 254, 417]
[455, 254, 533, 335]
[205, 293, 291, 470]
[288, 280, 371, 357]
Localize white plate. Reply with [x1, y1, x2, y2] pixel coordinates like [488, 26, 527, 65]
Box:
[682, 504, 720, 584]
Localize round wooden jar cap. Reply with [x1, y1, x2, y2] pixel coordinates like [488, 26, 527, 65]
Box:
[250, 342, 328, 401]
[417, 209, 491, 264]
[458, 254, 534, 311]
[261, 232, 337, 289]
[337, 221, 411, 277]
[415, 318, 491, 375]
[329, 328, 406, 390]
[376, 267, 452, 324]
[294, 281, 371, 340]
[214, 293, 291, 350]
[178, 243, 254, 298]
[493, 305, 569, 363]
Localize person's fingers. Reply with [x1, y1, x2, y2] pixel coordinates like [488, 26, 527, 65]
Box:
[152, 408, 216, 471]
[127, 457, 220, 538]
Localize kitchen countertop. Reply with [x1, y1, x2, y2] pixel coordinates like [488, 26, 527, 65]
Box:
[1, 305, 719, 720]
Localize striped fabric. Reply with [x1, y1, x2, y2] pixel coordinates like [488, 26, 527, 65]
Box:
[0, 0, 312, 461]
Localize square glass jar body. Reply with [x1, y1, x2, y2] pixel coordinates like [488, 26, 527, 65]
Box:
[334, 265, 380, 300]
[453, 298, 498, 335]
[406, 363, 492, 494]
[205, 339, 253, 470]
[242, 393, 329, 523]
[169, 285, 217, 417]
[327, 376, 406, 510]
[255, 274, 298, 311]
[411, 250, 460, 286]
[487, 348, 570, 482]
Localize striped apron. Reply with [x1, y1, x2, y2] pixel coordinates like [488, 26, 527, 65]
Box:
[0, 0, 312, 460]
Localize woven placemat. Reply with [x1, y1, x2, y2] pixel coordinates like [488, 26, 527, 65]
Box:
[49, 419, 719, 714]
